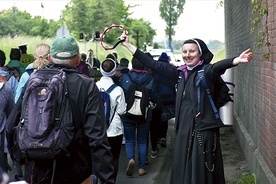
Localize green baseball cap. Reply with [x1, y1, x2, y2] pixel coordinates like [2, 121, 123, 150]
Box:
[50, 36, 79, 60]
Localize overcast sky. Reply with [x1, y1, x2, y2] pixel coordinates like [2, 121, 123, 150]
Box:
[0, 0, 225, 42]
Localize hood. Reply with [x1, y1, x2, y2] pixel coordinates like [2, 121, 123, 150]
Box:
[25, 63, 34, 70]
[128, 71, 151, 85]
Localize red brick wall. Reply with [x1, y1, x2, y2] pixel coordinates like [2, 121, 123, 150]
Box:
[225, 0, 276, 183]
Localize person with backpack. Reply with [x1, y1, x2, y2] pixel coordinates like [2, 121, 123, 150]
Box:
[119, 33, 252, 184]
[96, 58, 126, 182]
[6, 36, 115, 184]
[5, 48, 25, 80]
[119, 56, 157, 177]
[14, 43, 50, 103]
[0, 75, 14, 173]
[0, 50, 18, 96]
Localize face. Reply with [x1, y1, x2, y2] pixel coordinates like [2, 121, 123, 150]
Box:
[181, 43, 201, 67]
[114, 70, 123, 77]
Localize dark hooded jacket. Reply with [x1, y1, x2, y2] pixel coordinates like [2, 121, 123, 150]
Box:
[6, 64, 115, 184]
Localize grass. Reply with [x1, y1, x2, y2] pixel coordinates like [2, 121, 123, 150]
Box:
[0, 36, 133, 65]
[1, 36, 226, 65]
[236, 172, 256, 184]
[212, 48, 226, 63]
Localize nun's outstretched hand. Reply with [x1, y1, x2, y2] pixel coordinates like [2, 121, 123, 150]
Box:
[119, 32, 137, 54]
[233, 48, 253, 65]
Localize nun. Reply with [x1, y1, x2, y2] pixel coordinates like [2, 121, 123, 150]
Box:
[119, 34, 252, 184]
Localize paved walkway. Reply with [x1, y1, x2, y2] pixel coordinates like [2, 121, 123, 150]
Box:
[116, 118, 175, 184]
[7, 118, 248, 184]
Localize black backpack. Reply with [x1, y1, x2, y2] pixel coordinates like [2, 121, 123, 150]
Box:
[16, 68, 74, 159]
[124, 74, 153, 121]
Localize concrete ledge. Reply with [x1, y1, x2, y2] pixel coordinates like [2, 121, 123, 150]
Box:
[234, 112, 276, 184]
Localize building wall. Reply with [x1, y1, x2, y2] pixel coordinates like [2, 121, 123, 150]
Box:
[224, 0, 276, 183]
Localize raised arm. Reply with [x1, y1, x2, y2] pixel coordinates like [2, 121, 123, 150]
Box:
[119, 32, 179, 83]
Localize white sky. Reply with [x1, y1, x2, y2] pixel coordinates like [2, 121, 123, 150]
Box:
[0, 0, 225, 42]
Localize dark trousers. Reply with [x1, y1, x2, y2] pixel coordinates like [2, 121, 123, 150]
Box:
[108, 134, 123, 182]
[159, 120, 168, 139]
[149, 108, 162, 151]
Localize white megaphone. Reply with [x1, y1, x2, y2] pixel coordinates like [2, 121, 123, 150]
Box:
[220, 68, 235, 126]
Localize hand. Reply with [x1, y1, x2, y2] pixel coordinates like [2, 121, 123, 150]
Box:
[119, 32, 129, 46]
[233, 48, 253, 65]
[119, 32, 137, 54]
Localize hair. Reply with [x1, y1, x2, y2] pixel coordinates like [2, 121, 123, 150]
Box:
[0, 50, 6, 67]
[33, 43, 50, 69]
[111, 51, 118, 60]
[102, 58, 115, 72]
[120, 58, 129, 67]
[131, 56, 145, 70]
[80, 53, 87, 62]
[106, 53, 116, 61]
[9, 48, 21, 60]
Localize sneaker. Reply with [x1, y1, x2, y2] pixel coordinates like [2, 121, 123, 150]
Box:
[138, 169, 147, 176]
[151, 148, 159, 159]
[126, 159, 135, 176]
[160, 138, 167, 148]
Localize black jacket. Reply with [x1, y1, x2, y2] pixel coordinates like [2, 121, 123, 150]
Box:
[6, 64, 115, 184]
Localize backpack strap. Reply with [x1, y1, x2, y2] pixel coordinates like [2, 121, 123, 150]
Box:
[196, 65, 219, 119]
[106, 83, 117, 93]
[106, 84, 118, 124]
[26, 68, 34, 76]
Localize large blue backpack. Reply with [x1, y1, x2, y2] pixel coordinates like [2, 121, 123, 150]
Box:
[99, 84, 118, 128]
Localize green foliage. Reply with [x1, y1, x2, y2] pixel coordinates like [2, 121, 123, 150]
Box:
[250, 0, 269, 59]
[212, 48, 225, 63]
[61, 0, 156, 49]
[236, 172, 256, 184]
[159, 0, 186, 48]
[0, 7, 60, 38]
[0, 0, 156, 48]
[0, 35, 134, 65]
[0, 36, 53, 65]
[207, 40, 225, 51]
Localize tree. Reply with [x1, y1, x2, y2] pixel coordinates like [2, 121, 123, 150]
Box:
[61, 0, 156, 46]
[159, 0, 185, 51]
[0, 0, 157, 45]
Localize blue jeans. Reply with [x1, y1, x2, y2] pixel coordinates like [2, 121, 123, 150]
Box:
[123, 118, 150, 169]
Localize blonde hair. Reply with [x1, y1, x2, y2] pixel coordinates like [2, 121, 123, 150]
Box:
[33, 43, 50, 69]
